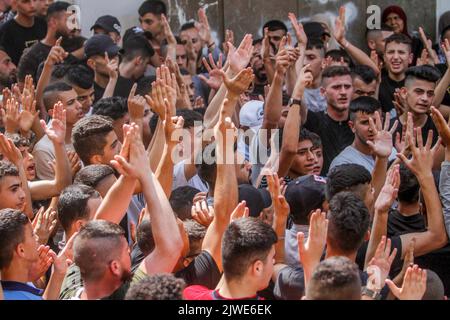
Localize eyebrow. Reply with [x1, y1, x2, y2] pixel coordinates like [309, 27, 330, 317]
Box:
[8, 183, 20, 190]
[110, 139, 118, 149]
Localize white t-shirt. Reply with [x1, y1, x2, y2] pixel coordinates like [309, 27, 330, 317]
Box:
[172, 160, 208, 193]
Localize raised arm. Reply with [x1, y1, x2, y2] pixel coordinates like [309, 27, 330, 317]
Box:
[432, 39, 450, 115]
[102, 52, 119, 99]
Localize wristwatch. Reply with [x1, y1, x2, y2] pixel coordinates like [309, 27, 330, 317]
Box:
[361, 286, 382, 300]
[289, 98, 302, 107]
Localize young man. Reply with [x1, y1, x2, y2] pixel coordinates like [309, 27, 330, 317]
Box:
[365, 24, 394, 60]
[92, 97, 130, 143]
[125, 274, 185, 300]
[329, 96, 397, 174]
[65, 64, 95, 115]
[90, 15, 122, 45]
[379, 33, 413, 115]
[301, 66, 354, 175]
[302, 39, 327, 112]
[183, 218, 277, 300]
[73, 164, 116, 197]
[17, 1, 72, 85]
[262, 20, 288, 55]
[135, 0, 166, 55]
[0, 0, 47, 65]
[0, 161, 26, 212]
[0, 46, 17, 90]
[33, 82, 83, 180]
[351, 65, 378, 99]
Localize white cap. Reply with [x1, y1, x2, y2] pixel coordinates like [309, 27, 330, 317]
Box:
[239, 100, 264, 130]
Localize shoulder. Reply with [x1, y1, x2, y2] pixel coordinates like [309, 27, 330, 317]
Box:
[183, 285, 213, 300]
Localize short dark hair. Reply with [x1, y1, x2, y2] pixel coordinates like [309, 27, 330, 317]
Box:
[322, 66, 351, 81]
[326, 164, 372, 201]
[138, 0, 166, 17]
[307, 256, 362, 300]
[0, 209, 29, 269]
[325, 49, 352, 66]
[405, 65, 441, 87]
[74, 164, 115, 189]
[66, 64, 95, 90]
[398, 163, 420, 204]
[385, 33, 412, 52]
[46, 1, 70, 21]
[365, 23, 393, 38]
[0, 161, 19, 181]
[306, 38, 325, 55]
[184, 219, 206, 255]
[299, 128, 322, 148]
[92, 97, 128, 121]
[57, 184, 101, 233]
[122, 35, 155, 62]
[169, 186, 201, 220]
[327, 192, 370, 254]
[7, 133, 30, 149]
[51, 64, 71, 81]
[73, 220, 126, 281]
[176, 109, 203, 129]
[351, 65, 377, 85]
[222, 218, 277, 280]
[262, 20, 288, 33]
[43, 82, 74, 112]
[137, 219, 154, 256]
[125, 274, 185, 300]
[72, 115, 115, 165]
[349, 96, 381, 121]
[136, 76, 155, 96]
[180, 22, 196, 33]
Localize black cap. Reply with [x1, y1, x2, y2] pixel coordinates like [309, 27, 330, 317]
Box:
[303, 22, 331, 40]
[84, 34, 120, 59]
[284, 175, 327, 224]
[238, 184, 265, 218]
[123, 26, 153, 45]
[91, 15, 122, 35]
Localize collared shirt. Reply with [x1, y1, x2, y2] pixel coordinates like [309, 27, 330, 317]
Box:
[1, 281, 43, 300]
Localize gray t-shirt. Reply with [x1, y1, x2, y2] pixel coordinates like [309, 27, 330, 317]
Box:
[303, 88, 327, 112]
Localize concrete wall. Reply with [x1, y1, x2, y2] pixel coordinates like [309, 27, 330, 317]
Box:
[72, 0, 438, 49]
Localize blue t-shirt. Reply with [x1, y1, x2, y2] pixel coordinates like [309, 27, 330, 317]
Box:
[1, 281, 43, 300]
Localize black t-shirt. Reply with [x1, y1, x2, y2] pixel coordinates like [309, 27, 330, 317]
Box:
[379, 70, 405, 114]
[391, 115, 439, 147]
[93, 81, 105, 104]
[304, 111, 354, 176]
[0, 18, 47, 65]
[17, 41, 51, 83]
[113, 76, 136, 98]
[387, 209, 426, 237]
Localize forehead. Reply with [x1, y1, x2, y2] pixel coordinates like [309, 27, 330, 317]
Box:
[74, 86, 94, 95]
[298, 139, 314, 149]
[267, 29, 285, 37]
[406, 78, 436, 90]
[141, 12, 159, 21]
[353, 77, 377, 88]
[59, 89, 78, 102]
[0, 175, 20, 189]
[385, 41, 410, 52]
[305, 48, 322, 56]
[354, 111, 377, 121]
[387, 13, 402, 20]
[0, 50, 9, 61]
[180, 28, 198, 39]
[176, 44, 186, 54]
[325, 75, 353, 87]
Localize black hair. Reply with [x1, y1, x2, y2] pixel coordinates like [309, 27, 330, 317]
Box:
[7, 133, 30, 149]
[183, 219, 206, 255]
[306, 38, 325, 54]
[351, 65, 377, 84]
[46, 1, 70, 21]
[0, 209, 29, 269]
[307, 256, 362, 300]
[365, 23, 394, 38]
[125, 274, 185, 300]
[349, 96, 381, 121]
[180, 22, 196, 32]
[398, 163, 420, 204]
[176, 109, 203, 129]
[326, 164, 372, 201]
[299, 128, 322, 148]
[66, 64, 95, 90]
[405, 65, 442, 86]
[327, 192, 370, 254]
[169, 186, 201, 220]
[0, 160, 19, 180]
[57, 184, 101, 233]
[322, 65, 351, 80]
[262, 20, 288, 33]
[385, 33, 412, 51]
[136, 76, 155, 96]
[325, 49, 352, 66]
[74, 164, 115, 189]
[51, 64, 72, 81]
[137, 219, 154, 256]
[72, 115, 115, 165]
[92, 97, 128, 121]
[122, 35, 155, 62]
[43, 82, 74, 112]
[138, 0, 167, 17]
[222, 217, 277, 280]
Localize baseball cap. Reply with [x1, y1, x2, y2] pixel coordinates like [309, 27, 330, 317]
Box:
[238, 184, 265, 218]
[284, 175, 327, 224]
[239, 100, 264, 130]
[303, 22, 331, 40]
[91, 15, 122, 35]
[84, 34, 120, 59]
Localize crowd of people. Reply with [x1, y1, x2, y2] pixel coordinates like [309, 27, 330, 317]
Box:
[0, 0, 450, 301]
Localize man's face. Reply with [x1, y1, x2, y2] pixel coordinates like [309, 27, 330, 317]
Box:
[0, 50, 17, 88]
[250, 43, 267, 83]
[304, 48, 324, 80]
[73, 85, 95, 115]
[443, 29, 450, 45]
[182, 74, 195, 105]
[140, 12, 163, 37]
[384, 42, 412, 76]
[15, 0, 37, 18]
[350, 112, 378, 147]
[130, 56, 150, 80]
[180, 28, 202, 57]
[53, 11, 73, 39]
[113, 114, 130, 143]
[19, 145, 35, 181]
[267, 29, 286, 52]
[176, 44, 187, 69]
[34, 0, 47, 16]
[99, 130, 122, 165]
[58, 89, 84, 126]
[290, 140, 322, 177]
[352, 78, 377, 100]
[257, 246, 276, 291]
[385, 13, 405, 34]
[402, 79, 436, 115]
[321, 75, 353, 113]
[0, 175, 26, 211]
[21, 223, 40, 264]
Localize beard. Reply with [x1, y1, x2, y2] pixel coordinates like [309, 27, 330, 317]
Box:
[0, 70, 16, 89]
[120, 269, 134, 283]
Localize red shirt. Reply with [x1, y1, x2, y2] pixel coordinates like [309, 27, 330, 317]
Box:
[183, 285, 264, 300]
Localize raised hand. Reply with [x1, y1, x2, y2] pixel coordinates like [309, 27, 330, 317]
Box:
[50, 231, 77, 276]
[386, 265, 427, 300]
[431, 106, 450, 147]
[220, 67, 254, 97]
[45, 37, 68, 67]
[128, 83, 146, 120]
[32, 206, 57, 245]
[367, 111, 398, 158]
[230, 200, 249, 222]
[0, 133, 23, 166]
[28, 245, 53, 281]
[198, 53, 224, 91]
[40, 101, 66, 145]
[261, 27, 272, 60]
[367, 236, 398, 291]
[2, 97, 20, 133]
[274, 40, 291, 75]
[267, 172, 290, 220]
[19, 75, 39, 133]
[105, 52, 119, 80]
[288, 12, 308, 47]
[418, 27, 439, 65]
[374, 164, 400, 213]
[397, 127, 441, 179]
[161, 14, 176, 45]
[393, 88, 407, 117]
[67, 150, 82, 176]
[441, 38, 450, 67]
[334, 6, 347, 45]
[163, 105, 184, 146]
[191, 199, 214, 227]
[222, 29, 234, 57]
[293, 64, 313, 98]
[228, 34, 254, 74]
[196, 8, 213, 46]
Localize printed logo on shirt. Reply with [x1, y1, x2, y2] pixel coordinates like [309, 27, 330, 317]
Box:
[24, 40, 38, 48]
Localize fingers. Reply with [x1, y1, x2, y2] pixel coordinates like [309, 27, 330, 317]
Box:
[128, 83, 137, 101]
[385, 279, 401, 297]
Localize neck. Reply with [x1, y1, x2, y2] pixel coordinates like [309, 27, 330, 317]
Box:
[15, 14, 34, 27]
[327, 105, 348, 122]
[83, 278, 119, 300]
[326, 247, 357, 262]
[118, 62, 135, 80]
[1, 261, 31, 283]
[352, 139, 373, 156]
[308, 76, 321, 89]
[95, 73, 109, 89]
[218, 277, 258, 299]
[400, 112, 428, 128]
[41, 32, 58, 47]
[398, 202, 421, 217]
[388, 70, 405, 82]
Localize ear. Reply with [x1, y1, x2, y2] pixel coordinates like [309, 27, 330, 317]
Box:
[364, 230, 371, 242]
[399, 86, 408, 100]
[348, 120, 355, 132]
[408, 53, 414, 65]
[320, 87, 326, 97]
[74, 219, 85, 232]
[90, 154, 103, 165]
[16, 243, 26, 258]
[109, 260, 121, 277]
[134, 56, 143, 66]
[86, 58, 96, 70]
[252, 260, 264, 277]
